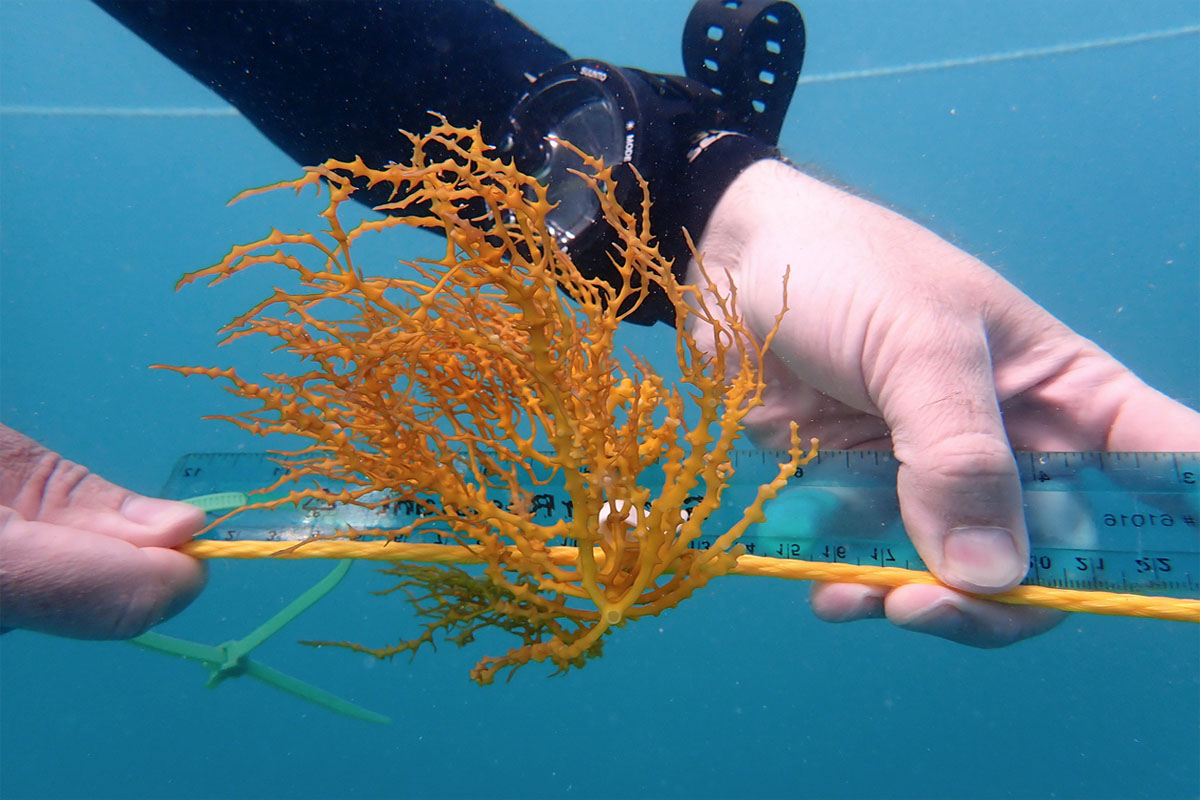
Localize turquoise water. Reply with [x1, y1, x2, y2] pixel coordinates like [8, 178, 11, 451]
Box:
[2, 1, 1198, 798]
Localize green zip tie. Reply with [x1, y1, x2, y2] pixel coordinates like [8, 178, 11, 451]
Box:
[182, 491, 250, 513]
[129, 559, 390, 725]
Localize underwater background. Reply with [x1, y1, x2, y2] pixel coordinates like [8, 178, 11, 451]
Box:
[1, 1, 1197, 798]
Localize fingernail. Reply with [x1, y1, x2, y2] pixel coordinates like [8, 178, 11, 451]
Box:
[942, 526, 1024, 591]
[122, 495, 205, 530]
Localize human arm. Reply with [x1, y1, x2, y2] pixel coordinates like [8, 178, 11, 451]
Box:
[0, 424, 207, 638]
[688, 158, 1200, 646]
[91, 0, 569, 179]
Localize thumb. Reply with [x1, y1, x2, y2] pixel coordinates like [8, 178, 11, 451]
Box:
[876, 326, 1029, 594]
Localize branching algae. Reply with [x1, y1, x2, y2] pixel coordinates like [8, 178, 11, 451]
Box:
[165, 119, 816, 684]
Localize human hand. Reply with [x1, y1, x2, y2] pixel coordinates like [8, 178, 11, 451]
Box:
[0, 424, 207, 639]
[688, 159, 1200, 647]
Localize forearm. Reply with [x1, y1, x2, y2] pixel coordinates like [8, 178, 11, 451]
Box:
[93, 0, 570, 169]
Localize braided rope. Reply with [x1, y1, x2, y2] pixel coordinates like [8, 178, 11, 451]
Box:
[178, 539, 1200, 623]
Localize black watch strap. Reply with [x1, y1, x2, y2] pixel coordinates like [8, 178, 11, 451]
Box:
[631, 131, 781, 326]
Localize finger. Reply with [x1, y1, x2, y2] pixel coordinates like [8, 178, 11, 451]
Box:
[1102, 376, 1200, 451]
[810, 582, 886, 621]
[997, 342, 1200, 452]
[6, 449, 205, 547]
[874, 320, 1029, 595]
[94, 493, 207, 549]
[0, 511, 207, 639]
[811, 579, 1066, 646]
[884, 583, 1066, 648]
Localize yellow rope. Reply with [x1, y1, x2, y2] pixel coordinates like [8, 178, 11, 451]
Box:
[178, 539, 1200, 623]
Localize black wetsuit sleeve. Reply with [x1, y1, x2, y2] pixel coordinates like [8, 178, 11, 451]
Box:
[92, 0, 570, 171]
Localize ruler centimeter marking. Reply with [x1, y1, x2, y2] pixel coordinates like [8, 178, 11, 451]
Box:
[162, 451, 1200, 598]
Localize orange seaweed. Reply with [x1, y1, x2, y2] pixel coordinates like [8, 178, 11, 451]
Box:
[162, 118, 815, 683]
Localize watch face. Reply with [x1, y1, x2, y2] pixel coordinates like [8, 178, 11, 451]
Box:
[540, 97, 626, 244]
[501, 60, 641, 251]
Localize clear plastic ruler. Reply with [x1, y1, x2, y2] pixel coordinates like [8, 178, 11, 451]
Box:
[162, 450, 1200, 598]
